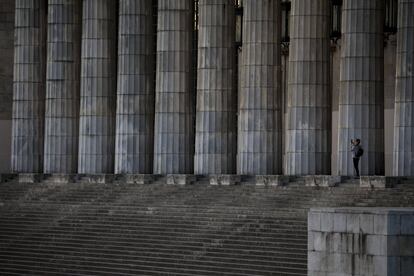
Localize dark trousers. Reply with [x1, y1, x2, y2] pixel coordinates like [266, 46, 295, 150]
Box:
[353, 158, 360, 177]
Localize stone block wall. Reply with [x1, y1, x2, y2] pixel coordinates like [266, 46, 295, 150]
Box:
[308, 208, 414, 276]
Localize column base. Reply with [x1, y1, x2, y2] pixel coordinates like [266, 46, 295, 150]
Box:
[124, 174, 155, 185]
[305, 175, 342, 187]
[18, 174, 44, 183]
[209, 175, 240, 186]
[360, 176, 398, 189]
[77, 174, 114, 184]
[255, 175, 289, 186]
[43, 174, 76, 184]
[166, 174, 196, 185]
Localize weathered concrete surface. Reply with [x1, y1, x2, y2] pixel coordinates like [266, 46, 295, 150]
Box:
[393, 0, 414, 176]
[115, 0, 155, 174]
[153, 0, 195, 174]
[12, 0, 47, 173]
[285, 0, 331, 175]
[195, 0, 237, 174]
[338, 0, 385, 176]
[44, 0, 81, 173]
[78, 0, 117, 173]
[238, 0, 282, 175]
[308, 208, 414, 276]
[0, 0, 14, 173]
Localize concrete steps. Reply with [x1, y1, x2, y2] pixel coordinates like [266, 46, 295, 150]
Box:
[0, 180, 413, 275]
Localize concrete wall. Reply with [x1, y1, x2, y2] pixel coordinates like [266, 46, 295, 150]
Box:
[0, 0, 14, 173]
[308, 208, 414, 276]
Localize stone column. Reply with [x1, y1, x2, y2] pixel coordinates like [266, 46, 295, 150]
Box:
[285, 0, 331, 175]
[393, 0, 414, 176]
[12, 0, 47, 173]
[338, 0, 384, 175]
[153, 0, 195, 174]
[238, 0, 282, 175]
[115, 0, 155, 174]
[78, 0, 117, 173]
[194, 0, 237, 174]
[44, 0, 81, 173]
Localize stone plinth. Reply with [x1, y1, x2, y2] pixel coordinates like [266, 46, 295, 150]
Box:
[125, 174, 154, 185]
[115, 0, 155, 174]
[393, 0, 414, 176]
[78, 0, 117, 173]
[18, 174, 44, 184]
[166, 174, 196, 185]
[43, 174, 76, 184]
[194, 0, 237, 174]
[360, 176, 398, 189]
[308, 208, 414, 276]
[285, 0, 331, 175]
[338, 0, 385, 176]
[153, 0, 195, 174]
[12, 0, 47, 173]
[255, 175, 289, 186]
[305, 175, 342, 187]
[238, 0, 282, 175]
[77, 174, 114, 184]
[209, 175, 240, 186]
[44, 0, 81, 173]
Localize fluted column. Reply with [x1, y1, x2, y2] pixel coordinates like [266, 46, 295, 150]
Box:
[238, 0, 282, 175]
[154, 0, 195, 174]
[194, 0, 237, 174]
[393, 0, 414, 176]
[285, 0, 331, 175]
[338, 0, 384, 175]
[44, 0, 81, 173]
[78, 0, 117, 173]
[115, 0, 155, 174]
[12, 0, 47, 173]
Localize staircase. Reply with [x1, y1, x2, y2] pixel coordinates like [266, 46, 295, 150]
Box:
[0, 178, 413, 275]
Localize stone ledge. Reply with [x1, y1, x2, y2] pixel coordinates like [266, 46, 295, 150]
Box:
[42, 174, 76, 184]
[166, 174, 195, 185]
[76, 174, 114, 184]
[360, 176, 398, 188]
[255, 175, 289, 186]
[209, 175, 240, 186]
[18, 173, 44, 183]
[305, 175, 342, 187]
[125, 174, 155, 185]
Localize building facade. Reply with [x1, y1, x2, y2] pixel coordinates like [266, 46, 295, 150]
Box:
[0, 0, 413, 176]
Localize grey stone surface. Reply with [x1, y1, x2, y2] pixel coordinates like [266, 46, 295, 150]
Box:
[78, 0, 117, 173]
[44, 0, 81, 173]
[238, 0, 282, 175]
[12, 0, 47, 173]
[125, 174, 154, 185]
[18, 173, 44, 184]
[0, 174, 17, 183]
[153, 0, 195, 174]
[194, 0, 237, 174]
[338, 0, 385, 176]
[305, 175, 342, 187]
[43, 174, 76, 184]
[166, 174, 196, 185]
[115, 0, 155, 174]
[209, 174, 240, 186]
[309, 208, 414, 276]
[393, 0, 414, 176]
[285, 0, 331, 175]
[360, 176, 398, 188]
[77, 174, 114, 184]
[255, 175, 289, 186]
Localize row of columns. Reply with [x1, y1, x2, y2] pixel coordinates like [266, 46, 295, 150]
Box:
[11, 0, 414, 176]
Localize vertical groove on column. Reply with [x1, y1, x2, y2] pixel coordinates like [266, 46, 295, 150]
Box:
[338, 0, 384, 175]
[194, 0, 237, 174]
[115, 0, 155, 174]
[285, 0, 331, 175]
[153, 0, 195, 174]
[78, 0, 117, 173]
[393, 0, 414, 176]
[44, 0, 81, 173]
[238, 0, 282, 175]
[12, 0, 47, 173]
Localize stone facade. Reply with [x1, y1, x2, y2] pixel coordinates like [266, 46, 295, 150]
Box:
[308, 208, 414, 276]
[1, 0, 413, 177]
